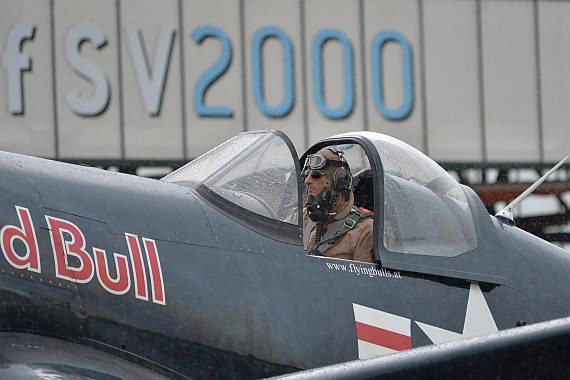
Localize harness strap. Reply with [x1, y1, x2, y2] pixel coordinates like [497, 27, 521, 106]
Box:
[305, 207, 373, 255]
[303, 218, 347, 251]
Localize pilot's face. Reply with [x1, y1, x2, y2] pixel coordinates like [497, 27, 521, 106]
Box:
[304, 170, 328, 196]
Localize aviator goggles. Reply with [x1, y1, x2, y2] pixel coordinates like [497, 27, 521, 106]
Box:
[304, 153, 328, 170]
[303, 153, 348, 169]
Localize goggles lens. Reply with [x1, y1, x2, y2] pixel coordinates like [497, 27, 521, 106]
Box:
[305, 154, 327, 170]
[302, 170, 326, 180]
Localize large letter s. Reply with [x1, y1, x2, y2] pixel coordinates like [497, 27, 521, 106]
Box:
[64, 22, 110, 117]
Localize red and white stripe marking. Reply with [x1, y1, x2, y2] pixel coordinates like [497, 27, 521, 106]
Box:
[353, 303, 411, 358]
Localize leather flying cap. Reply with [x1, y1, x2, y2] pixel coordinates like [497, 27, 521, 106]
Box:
[318, 148, 350, 180]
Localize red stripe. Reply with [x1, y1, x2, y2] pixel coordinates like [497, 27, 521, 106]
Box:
[355, 322, 412, 351]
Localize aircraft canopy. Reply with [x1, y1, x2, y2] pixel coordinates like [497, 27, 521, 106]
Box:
[164, 129, 507, 283]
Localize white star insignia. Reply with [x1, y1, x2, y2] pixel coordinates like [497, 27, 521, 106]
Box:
[416, 283, 498, 344]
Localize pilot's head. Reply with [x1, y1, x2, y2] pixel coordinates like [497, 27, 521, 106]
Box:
[303, 148, 352, 222]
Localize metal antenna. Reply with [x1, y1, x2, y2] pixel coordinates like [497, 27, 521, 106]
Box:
[495, 156, 569, 224]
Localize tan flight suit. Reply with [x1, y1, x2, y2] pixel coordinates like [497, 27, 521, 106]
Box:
[303, 192, 374, 263]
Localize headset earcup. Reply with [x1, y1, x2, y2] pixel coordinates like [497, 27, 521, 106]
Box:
[334, 168, 352, 192]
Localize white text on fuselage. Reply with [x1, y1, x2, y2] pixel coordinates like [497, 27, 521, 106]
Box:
[0, 206, 165, 305]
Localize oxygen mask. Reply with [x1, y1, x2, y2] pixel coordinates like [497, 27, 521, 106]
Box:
[306, 187, 333, 222]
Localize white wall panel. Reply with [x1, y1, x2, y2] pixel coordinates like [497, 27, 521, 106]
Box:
[304, 0, 363, 145]
[184, 0, 244, 158]
[482, 0, 539, 162]
[244, 0, 305, 151]
[538, 2, 570, 162]
[363, 0, 423, 152]
[54, 0, 121, 159]
[0, 0, 55, 157]
[424, 0, 482, 161]
[121, 0, 183, 159]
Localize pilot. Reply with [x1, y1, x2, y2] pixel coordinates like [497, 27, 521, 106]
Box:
[302, 148, 374, 263]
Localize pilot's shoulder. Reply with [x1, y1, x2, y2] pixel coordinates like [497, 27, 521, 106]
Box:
[349, 212, 373, 234]
[357, 218, 374, 233]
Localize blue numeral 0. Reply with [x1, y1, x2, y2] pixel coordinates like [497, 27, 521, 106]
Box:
[252, 27, 294, 118]
[313, 29, 354, 120]
[372, 30, 414, 121]
[192, 26, 233, 117]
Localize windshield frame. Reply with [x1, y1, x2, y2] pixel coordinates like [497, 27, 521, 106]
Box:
[163, 130, 303, 245]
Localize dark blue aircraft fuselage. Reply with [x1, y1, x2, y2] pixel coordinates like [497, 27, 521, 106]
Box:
[1, 130, 570, 379]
